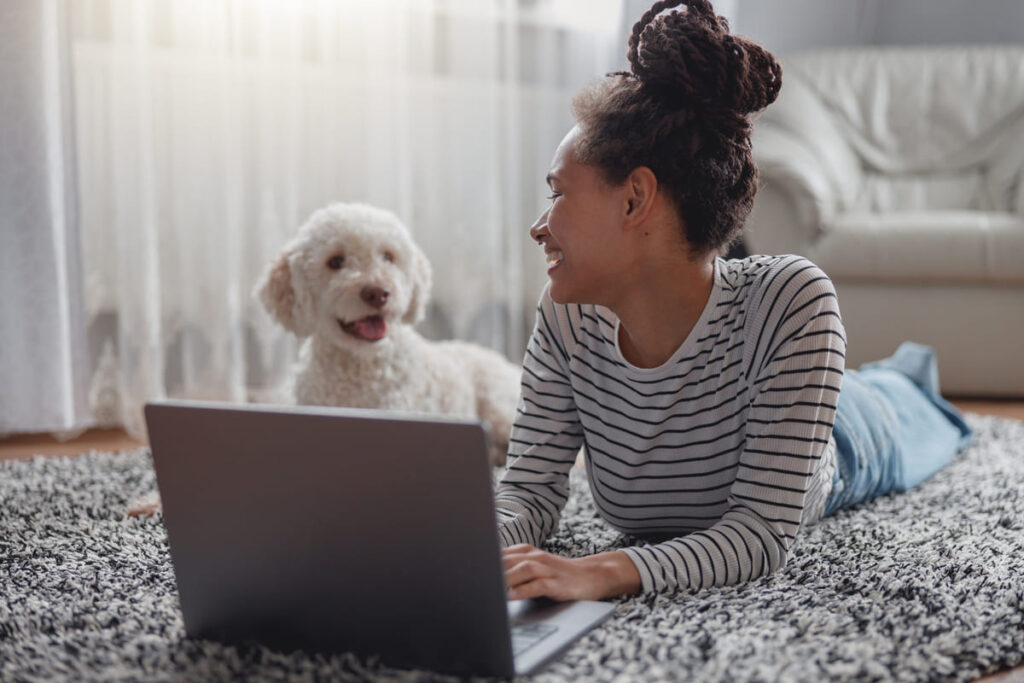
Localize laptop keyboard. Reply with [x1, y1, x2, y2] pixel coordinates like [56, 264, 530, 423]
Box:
[510, 621, 559, 656]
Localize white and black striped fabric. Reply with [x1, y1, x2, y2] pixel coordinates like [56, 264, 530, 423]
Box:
[495, 255, 847, 594]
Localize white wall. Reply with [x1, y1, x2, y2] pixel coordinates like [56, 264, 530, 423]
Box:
[731, 0, 1024, 55]
[731, 0, 876, 54]
[872, 0, 1024, 47]
[615, 0, 1024, 60]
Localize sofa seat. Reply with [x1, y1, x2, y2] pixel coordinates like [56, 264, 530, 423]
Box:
[812, 211, 1024, 284]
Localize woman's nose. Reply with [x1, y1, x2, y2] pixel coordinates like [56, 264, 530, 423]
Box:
[529, 208, 550, 243]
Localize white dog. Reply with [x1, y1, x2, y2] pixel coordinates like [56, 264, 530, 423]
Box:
[256, 202, 522, 467]
[126, 202, 520, 516]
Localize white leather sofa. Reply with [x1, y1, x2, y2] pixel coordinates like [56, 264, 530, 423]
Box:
[746, 46, 1024, 397]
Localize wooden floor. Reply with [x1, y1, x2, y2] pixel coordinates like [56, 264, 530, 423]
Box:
[0, 427, 146, 461]
[1, 399, 1022, 682]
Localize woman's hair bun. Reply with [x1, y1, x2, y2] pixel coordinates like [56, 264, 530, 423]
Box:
[626, 0, 781, 116]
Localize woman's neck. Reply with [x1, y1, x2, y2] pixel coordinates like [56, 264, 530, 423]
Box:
[612, 253, 716, 369]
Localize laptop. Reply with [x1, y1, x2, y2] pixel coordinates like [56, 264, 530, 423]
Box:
[145, 399, 615, 677]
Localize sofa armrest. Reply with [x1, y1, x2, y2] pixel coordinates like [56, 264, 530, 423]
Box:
[746, 124, 836, 254]
[758, 68, 864, 207]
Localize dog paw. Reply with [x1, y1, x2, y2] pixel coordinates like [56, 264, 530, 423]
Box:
[127, 490, 162, 517]
[490, 445, 508, 468]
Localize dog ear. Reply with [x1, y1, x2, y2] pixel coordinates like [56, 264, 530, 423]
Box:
[403, 242, 433, 325]
[255, 252, 315, 337]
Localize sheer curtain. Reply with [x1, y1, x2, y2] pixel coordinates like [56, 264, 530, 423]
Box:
[69, 0, 620, 437]
[0, 0, 90, 437]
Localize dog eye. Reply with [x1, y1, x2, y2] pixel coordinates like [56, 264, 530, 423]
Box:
[326, 255, 344, 270]
[383, 251, 396, 263]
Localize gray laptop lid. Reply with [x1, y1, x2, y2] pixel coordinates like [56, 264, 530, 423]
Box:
[147, 400, 616, 677]
[146, 400, 517, 677]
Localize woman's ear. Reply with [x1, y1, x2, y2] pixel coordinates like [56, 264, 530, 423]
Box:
[255, 250, 315, 337]
[403, 242, 433, 325]
[624, 166, 659, 224]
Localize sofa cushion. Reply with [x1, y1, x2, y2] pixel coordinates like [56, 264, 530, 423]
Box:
[857, 169, 1012, 213]
[810, 211, 1024, 285]
[783, 47, 1024, 213]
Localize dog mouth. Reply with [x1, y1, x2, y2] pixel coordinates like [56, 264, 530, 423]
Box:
[339, 315, 388, 342]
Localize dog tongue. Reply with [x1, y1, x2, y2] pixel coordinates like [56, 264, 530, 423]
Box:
[354, 316, 387, 341]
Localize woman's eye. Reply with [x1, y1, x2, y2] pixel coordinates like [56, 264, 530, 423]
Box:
[327, 255, 344, 270]
[547, 192, 562, 201]
[383, 251, 395, 263]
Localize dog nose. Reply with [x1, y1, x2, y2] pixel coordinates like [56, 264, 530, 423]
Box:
[361, 285, 390, 309]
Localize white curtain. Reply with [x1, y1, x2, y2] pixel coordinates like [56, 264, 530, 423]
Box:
[67, 0, 620, 437]
[0, 0, 91, 437]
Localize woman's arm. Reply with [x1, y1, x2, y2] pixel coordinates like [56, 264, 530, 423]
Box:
[494, 286, 584, 548]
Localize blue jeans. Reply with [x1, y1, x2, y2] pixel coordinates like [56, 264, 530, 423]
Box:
[823, 342, 973, 516]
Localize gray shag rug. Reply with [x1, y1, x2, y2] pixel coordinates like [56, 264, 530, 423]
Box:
[2, 414, 1023, 682]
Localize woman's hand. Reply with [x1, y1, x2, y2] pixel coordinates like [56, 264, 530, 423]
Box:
[502, 544, 642, 601]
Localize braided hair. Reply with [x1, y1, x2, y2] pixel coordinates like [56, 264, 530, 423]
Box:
[571, 0, 781, 255]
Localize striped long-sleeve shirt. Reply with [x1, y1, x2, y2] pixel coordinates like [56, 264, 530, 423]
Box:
[495, 254, 847, 594]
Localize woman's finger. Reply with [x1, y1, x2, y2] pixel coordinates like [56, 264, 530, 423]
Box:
[504, 557, 555, 588]
[507, 577, 558, 601]
[502, 545, 543, 572]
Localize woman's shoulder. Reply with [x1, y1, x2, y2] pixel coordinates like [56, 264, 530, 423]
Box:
[720, 252, 830, 282]
[723, 254, 845, 374]
[719, 254, 842, 343]
[721, 253, 836, 305]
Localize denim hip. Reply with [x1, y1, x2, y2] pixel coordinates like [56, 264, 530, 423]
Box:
[823, 342, 972, 517]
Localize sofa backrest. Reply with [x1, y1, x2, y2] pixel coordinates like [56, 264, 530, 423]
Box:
[761, 46, 1024, 214]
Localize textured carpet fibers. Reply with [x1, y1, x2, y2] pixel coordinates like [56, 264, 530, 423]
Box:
[1, 414, 1023, 682]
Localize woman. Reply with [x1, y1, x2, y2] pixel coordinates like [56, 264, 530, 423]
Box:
[497, 0, 972, 601]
